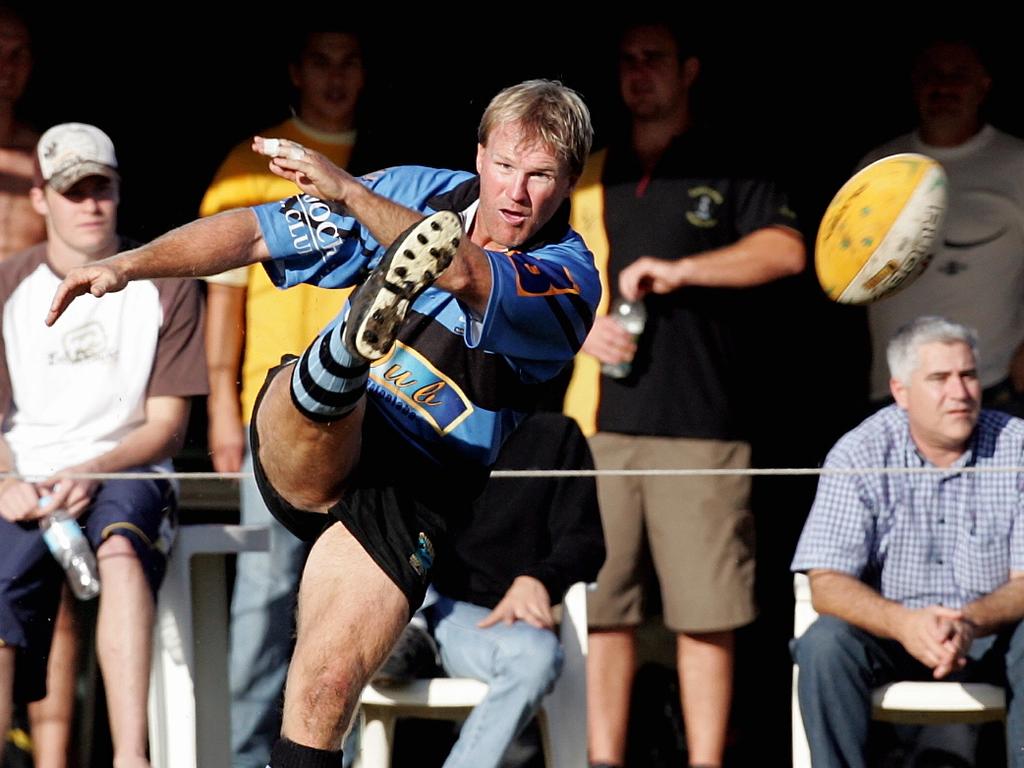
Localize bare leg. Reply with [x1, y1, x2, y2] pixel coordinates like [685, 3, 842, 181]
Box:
[254, 363, 365, 512]
[0, 644, 14, 762]
[29, 585, 79, 768]
[281, 523, 408, 748]
[677, 630, 733, 767]
[95, 535, 154, 768]
[587, 628, 636, 767]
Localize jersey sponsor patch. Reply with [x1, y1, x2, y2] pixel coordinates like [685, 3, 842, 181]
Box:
[277, 194, 350, 262]
[369, 342, 474, 436]
[505, 251, 580, 297]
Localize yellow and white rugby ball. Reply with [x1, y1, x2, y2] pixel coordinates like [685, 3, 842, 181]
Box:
[815, 153, 947, 304]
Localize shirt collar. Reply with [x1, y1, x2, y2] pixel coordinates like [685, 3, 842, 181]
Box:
[897, 409, 977, 474]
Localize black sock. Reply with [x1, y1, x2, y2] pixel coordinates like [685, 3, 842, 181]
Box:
[267, 737, 343, 768]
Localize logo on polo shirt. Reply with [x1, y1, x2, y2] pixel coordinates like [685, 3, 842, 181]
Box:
[686, 186, 724, 228]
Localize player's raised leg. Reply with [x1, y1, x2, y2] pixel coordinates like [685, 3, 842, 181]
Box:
[255, 211, 462, 512]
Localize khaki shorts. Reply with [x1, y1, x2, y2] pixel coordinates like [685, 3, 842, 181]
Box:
[587, 433, 756, 633]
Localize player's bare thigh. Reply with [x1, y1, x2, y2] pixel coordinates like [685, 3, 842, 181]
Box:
[253, 361, 365, 513]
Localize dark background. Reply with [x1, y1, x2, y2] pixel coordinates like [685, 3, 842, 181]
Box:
[9, 9, 1024, 765]
[16, 14, 1023, 248]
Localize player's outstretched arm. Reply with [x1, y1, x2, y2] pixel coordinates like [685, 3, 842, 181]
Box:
[47, 209, 269, 326]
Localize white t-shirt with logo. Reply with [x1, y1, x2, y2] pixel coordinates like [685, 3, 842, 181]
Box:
[0, 243, 207, 478]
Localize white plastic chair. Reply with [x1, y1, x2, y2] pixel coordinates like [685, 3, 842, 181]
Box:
[148, 524, 270, 768]
[355, 581, 589, 768]
[791, 572, 1006, 768]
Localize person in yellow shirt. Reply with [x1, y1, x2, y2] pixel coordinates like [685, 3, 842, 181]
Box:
[198, 27, 385, 768]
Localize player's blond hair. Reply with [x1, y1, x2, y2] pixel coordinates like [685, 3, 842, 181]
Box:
[478, 79, 593, 178]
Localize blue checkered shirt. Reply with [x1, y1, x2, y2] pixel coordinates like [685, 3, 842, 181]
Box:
[792, 405, 1024, 609]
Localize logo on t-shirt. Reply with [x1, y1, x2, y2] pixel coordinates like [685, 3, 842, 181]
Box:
[48, 322, 115, 366]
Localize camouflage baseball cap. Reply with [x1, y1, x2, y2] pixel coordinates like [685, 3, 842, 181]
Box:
[36, 123, 118, 193]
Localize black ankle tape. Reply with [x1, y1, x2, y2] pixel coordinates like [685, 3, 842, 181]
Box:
[268, 737, 342, 768]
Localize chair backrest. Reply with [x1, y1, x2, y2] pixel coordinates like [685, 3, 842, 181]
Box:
[558, 581, 588, 662]
[149, 524, 270, 768]
[793, 572, 817, 637]
[791, 573, 815, 768]
[356, 581, 590, 768]
[538, 581, 588, 768]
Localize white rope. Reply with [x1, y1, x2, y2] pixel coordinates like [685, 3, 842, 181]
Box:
[487, 466, 1024, 477]
[3, 465, 1024, 482]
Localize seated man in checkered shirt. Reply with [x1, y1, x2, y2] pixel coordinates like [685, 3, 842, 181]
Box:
[791, 315, 1024, 768]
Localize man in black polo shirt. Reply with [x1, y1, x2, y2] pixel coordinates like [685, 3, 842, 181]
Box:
[566, 20, 804, 768]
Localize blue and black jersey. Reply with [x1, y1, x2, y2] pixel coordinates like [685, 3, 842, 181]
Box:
[252, 165, 599, 467]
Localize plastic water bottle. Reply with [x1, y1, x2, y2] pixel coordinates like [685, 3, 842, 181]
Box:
[39, 499, 101, 601]
[601, 298, 647, 379]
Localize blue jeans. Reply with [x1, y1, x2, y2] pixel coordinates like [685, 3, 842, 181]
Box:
[229, 436, 312, 768]
[793, 614, 1024, 768]
[425, 594, 563, 768]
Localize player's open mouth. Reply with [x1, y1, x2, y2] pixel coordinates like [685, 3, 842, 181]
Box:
[500, 209, 528, 225]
